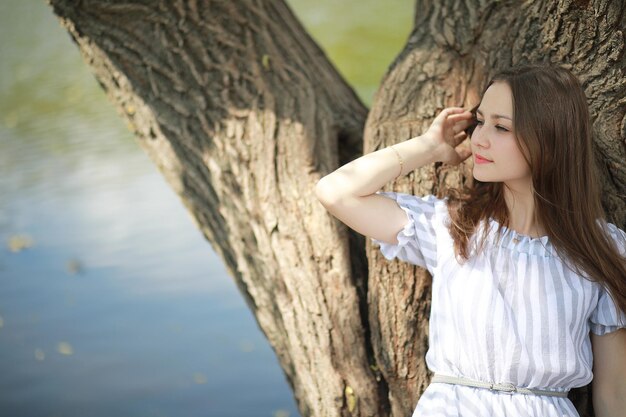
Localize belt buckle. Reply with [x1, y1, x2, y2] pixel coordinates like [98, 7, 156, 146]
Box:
[490, 382, 517, 393]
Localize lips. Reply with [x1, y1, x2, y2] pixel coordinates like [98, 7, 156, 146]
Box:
[474, 154, 493, 163]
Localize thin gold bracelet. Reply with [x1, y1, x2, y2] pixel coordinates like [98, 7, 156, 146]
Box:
[389, 145, 404, 178]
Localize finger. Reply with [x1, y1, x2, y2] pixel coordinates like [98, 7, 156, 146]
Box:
[433, 107, 468, 125]
[448, 112, 474, 123]
[445, 111, 473, 130]
[442, 108, 470, 123]
[453, 130, 468, 145]
[445, 146, 470, 166]
[447, 110, 473, 121]
[455, 144, 473, 163]
[453, 130, 467, 140]
[459, 148, 472, 161]
[444, 106, 469, 114]
[445, 154, 461, 166]
[452, 119, 474, 134]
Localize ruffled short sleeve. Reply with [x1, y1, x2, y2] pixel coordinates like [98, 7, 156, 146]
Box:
[370, 191, 439, 274]
[588, 222, 626, 335]
[589, 287, 626, 335]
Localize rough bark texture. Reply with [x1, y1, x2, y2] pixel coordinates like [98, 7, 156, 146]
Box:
[48, 0, 625, 417]
[48, 1, 382, 416]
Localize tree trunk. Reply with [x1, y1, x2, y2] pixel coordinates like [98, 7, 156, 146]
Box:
[48, 1, 625, 417]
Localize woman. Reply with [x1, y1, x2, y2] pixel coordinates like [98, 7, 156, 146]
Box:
[315, 64, 626, 417]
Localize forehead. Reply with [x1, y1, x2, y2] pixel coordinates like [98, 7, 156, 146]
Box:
[477, 82, 513, 119]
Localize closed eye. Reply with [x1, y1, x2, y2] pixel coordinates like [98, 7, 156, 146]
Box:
[475, 119, 509, 132]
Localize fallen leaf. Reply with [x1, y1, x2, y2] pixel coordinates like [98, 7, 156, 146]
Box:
[273, 409, 290, 417]
[66, 259, 83, 275]
[57, 342, 73, 355]
[262, 54, 271, 70]
[193, 372, 207, 384]
[7, 234, 34, 253]
[345, 385, 357, 413]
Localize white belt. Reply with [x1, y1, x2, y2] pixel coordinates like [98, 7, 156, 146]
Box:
[431, 373, 570, 398]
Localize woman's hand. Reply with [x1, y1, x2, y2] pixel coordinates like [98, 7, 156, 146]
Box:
[422, 107, 474, 165]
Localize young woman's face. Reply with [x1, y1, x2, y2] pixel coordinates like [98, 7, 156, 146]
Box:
[470, 81, 531, 187]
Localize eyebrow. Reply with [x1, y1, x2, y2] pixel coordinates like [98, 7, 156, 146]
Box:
[476, 108, 512, 121]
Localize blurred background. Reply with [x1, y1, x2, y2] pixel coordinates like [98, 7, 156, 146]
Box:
[0, 0, 412, 416]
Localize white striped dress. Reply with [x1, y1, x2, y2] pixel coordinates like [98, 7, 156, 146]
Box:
[371, 191, 626, 417]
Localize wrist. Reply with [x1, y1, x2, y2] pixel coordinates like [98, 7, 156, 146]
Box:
[409, 134, 443, 163]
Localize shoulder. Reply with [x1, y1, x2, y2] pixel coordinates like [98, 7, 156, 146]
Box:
[374, 192, 451, 238]
[598, 220, 626, 256]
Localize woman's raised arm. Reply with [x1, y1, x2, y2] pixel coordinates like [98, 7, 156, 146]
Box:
[314, 107, 473, 244]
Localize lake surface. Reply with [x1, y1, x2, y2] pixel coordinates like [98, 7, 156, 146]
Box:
[0, 1, 412, 416]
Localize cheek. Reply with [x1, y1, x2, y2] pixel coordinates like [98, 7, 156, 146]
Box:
[502, 141, 531, 172]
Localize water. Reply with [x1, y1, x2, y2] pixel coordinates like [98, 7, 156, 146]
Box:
[0, 1, 412, 415]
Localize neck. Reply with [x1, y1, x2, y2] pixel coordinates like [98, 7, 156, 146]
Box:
[502, 180, 546, 238]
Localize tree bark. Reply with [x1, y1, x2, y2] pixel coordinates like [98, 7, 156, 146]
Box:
[48, 1, 625, 416]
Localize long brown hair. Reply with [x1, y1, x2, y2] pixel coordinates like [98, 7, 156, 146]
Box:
[446, 64, 626, 323]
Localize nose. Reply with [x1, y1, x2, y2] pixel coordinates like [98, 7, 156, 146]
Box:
[470, 125, 489, 149]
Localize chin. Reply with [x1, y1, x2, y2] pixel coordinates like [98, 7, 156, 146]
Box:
[472, 170, 491, 182]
